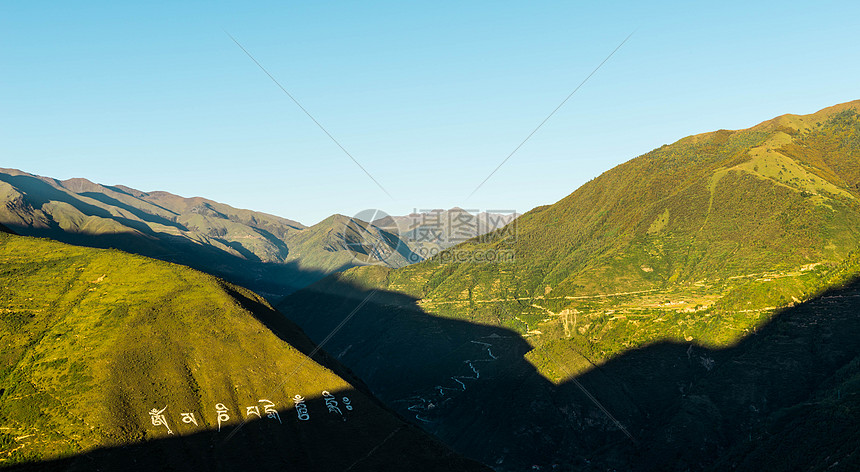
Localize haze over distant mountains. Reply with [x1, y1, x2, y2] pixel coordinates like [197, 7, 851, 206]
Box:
[0, 168, 515, 299]
[279, 100, 860, 470]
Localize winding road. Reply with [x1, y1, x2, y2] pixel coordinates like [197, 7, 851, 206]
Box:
[403, 339, 499, 423]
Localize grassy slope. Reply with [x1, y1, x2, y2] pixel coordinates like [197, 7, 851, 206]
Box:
[0, 233, 487, 471]
[325, 101, 860, 369]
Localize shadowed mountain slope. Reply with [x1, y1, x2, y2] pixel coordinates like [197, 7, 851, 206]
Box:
[0, 232, 488, 472]
[0, 169, 422, 298]
[0, 169, 524, 299]
[279, 263, 860, 471]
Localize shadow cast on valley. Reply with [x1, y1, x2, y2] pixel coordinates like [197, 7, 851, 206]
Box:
[277, 273, 860, 472]
[4, 171, 858, 470]
[0, 388, 489, 472]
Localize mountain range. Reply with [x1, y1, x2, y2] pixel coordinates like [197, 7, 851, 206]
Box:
[4, 100, 860, 471]
[0, 168, 513, 299]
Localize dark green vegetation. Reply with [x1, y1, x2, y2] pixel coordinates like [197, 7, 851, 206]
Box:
[0, 232, 489, 471]
[279, 101, 860, 470]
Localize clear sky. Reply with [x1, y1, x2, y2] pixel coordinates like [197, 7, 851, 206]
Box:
[2, 1, 859, 226]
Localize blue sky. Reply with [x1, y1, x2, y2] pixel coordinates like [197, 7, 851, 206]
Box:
[2, 1, 859, 225]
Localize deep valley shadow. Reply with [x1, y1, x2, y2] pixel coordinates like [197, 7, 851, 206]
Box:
[278, 274, 860, 472]
[5, 170, 859, 470]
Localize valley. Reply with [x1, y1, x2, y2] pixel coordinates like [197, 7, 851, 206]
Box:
[4, 101, 860, 471]
[5, 3, 860, 470]
[278, 101, 860, 470]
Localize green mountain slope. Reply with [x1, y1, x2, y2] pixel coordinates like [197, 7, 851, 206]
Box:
[0, 232, 488, 472]
[328, 100, 860, 357]
[278, 101, 860, 470]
